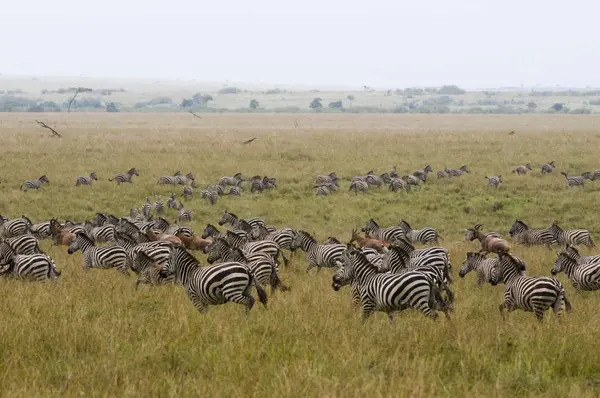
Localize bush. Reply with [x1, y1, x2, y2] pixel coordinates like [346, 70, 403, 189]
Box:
[438, 85, 466, 95]
[218, 87, 241, 94]
[249, 99, 259, 109]
[328, 100, 343, 109]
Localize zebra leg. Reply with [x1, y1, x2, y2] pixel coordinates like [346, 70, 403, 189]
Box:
[305, 263, 315, 275]
[361, 304, 375, 323]
[226, 291, 255, 317]
[279, 250, 290, 267]
[187, 292, 209, 314]
[498, 303, 506, 320]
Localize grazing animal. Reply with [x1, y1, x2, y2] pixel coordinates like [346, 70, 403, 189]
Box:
[177, 202, 192, 223]
[290, 231, 345, 274]
[459, 252, 497, 287]
[222, 247, 289, 294]
[436, 170, 447, 179]
[445, 165, 469, 177]
[133, 252, 174, 288]
[512, 164, 532, 175]
[361, 219, 405, 243]
[349, 180, 369, 194]
[413, 165, 433, 183]
[465, 224, 510, 255]
[218, 173, 244, 187]
[552, 250, 600, 291]
[218, 210, 264, 230]
[167, 193, 177, 209]
[332, 247, 450, 323]
[315, 173, 338, 185]
[174, 231, 211, 251]
[75, 172, 98, 186]
[141, 197, 152, 220]
[490, 252, 571, 322]
[509, 220, 556, 247]
[0, 216, 31, 238]
[109, 168, 139, 185]
[379, 243, 453, 285]
[561, 172, 585, 188]
[20, 175, 50, 191]
[154, 196, 164, 215]
[0, 243, 60, 282]
[541, 161, 556, 175]
[144, 226, 182, 247]
[349, 229, 389, 253]
[389, 177, 410, 193]
[67, 232, 129, 274]
[549, 222, 594, 247]
[464, 224, 501, 242]
[218, 231, 289, 266]
[163, 247, 268, 317]
[398, 220, 441, 245]
[485, 175, 503, 188]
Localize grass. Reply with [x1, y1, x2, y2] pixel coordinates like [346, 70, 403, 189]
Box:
[2, 113, 600, 397]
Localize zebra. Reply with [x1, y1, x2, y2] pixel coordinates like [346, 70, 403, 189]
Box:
[365, 174, 384, 188]
[464, 224, 502, 242]
[398, 220, 441, 245]
[200, 224, 247, 242]
[389, 177, 410, 193]
[332, 247, 450, 323]
[379, 244, 452, 285]
[30, 221, 52, 240]
[212, 232, 288, 266]
[508, 220, 557, 247]
[564, 244, 600, 264]
[112, 231, 173, 270]
[68, 232, 129, 274]
[512, 163, 532, 175]
[413, 165, 433, 183]
[222, 247, 289, 294]
[402, 175, 422, 191]
[592, 169, 600, 181]
[290, 230, 345, 274]
[490, 252, 571, 322]
[251, 225, 296, 261]
[219, 210, 265, 230]
[218, 173, 244, 187]
[177, 202, 192, 223]
[154, 196, 164, 215]
[389, 236, 450, 264]
[141, 197, 152, 220]
[0, 216, 31, 238]
[361, 219, 404, 243]
[183, 185, 194, 200]
[0, 244, 60, 282]
[549, 222, 594, 247]
[349, 180, 369, 194]
[83, 222, 116, 244]
[20, 175, 50, 191]
[436, 170, 447, 179]
[485, 175, 503, 188]
[561, 172, 585, 188]
[541, 161, 556, 175]
[109, 168, 139, 185]
[75, 172, 98, 186]
[157, 172, 192, 185]
[445, 165, 469, 177]
[552, 250, 600, 291]
[133, 252, 175, 288]
[163, 247, 268, 316]
[459, 252, 498, 287]
[200, 186, 218, 205]
[167, 193, 177, 209]
[315, 183, 336, 196]
[227, 186, 243, 196]
[0, 235, 43, 255]
[315, 172, 338, 185]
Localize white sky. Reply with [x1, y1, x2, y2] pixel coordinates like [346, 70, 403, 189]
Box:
[1, 0, 597, 88]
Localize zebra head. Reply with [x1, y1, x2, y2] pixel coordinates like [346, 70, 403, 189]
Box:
[459, 252, 482, 278]
[361, 219, 378, 234]
[490, 253, 526, 286]
[67, 232, 89, 255]
[331, 246, 362, 291]
[205, 238, 230, 264]
[218, 210, 235, 226]
[551, 252, 571, 275]
[201, 224, 219, 240]
[508, 220, 527, 237]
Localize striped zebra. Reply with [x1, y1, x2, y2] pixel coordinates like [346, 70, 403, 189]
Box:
[200, 223, 247, 241]
[398, 220, 441, 245]
[445, 165, 469, 177]
[290, 230, 345, 274]
[549, 222, 594, 247]
[167, 193, 177, 209]
[0, 216, 32, 238]
[332, 247, 450, 323]
[349, 180, 369, 194]
[508, 220, 557, 247]
[112, 231, 173, 270]
[157, 172, 185, 185]
[154, 196, 164, 215]
[200, 186, 218, 205]
[315, 172, 338, 185]
[251, 225, 296, 261]
[361, 219, 404, 243]
[220, 231, 288, 266]
[83, 222, 116, 244]
[183, 185, 193, 200]
[223, 247, 289, 294]
[401, 175, 422, 191]
[389, 236, 450, 264]
[541, 161, 555, 175]
[133, 252, 174, 288]
[379, 244, 452, 285]
[490, 252, 571, 322]
[0, 235, 43, 255]
[141, 197, 152, 220]
[464, 224, 501, 242]
[20, 175, 50, 191]
[389, 177, 410, 193]
[219, 210, 264, 230]
[564, 244, 600, 264]
[177, 202, 192, 223]
[0, 244, 60, 282]
[365, 174, 384, 188]
[227, 186, 243, 196]
[68, 232, 129, 274]
[109, 168, 139, 185]
[315, 183, 337, 196]
[552, 250, 600, 291]
[75, 172, 98, 186]
[164, 247, 268, 316]
[512, 163, 532, 175]
[561, 172, 586, 188]
[485, 175, 502, 188]
[459, 252, 497, 287]
[218, 173, 244, 187]
[413, 164, 433, 183]
[30, 221, 52, 240]
[592, 169, 600, 181]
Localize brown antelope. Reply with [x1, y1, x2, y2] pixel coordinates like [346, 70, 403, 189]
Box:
[350, 229, 389, 253]
[49, 219, 76, 246]
[174, 231, 212, 251]
[144, 226, 182, 247]
[465, 224, 510, 255]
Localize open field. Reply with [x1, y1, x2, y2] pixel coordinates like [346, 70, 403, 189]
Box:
[3, 113, 600, 397]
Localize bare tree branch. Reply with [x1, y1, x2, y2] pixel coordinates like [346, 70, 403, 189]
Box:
[68, 87, 92, 113]
[35, 120, 62, 138]
[189, 110, 203, 119]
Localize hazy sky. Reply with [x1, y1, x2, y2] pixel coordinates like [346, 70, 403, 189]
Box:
[2, 0, 597, 88]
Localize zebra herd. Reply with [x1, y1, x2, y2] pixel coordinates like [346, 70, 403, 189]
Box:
[2, 209, 599, 324]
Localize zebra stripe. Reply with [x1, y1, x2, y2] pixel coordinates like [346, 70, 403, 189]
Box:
[112, 231, 173, 270]
[541, 161, 555, 175]
[485, 175, 503, 188]
[398, 220, 441, 244]
[109, 168, 139, 184]
[218, 173, 244, 187]
[413, 165, 433, 183]
[552, 250, 600, 291]
[315, 173, 338, 185]
[218, 210, 264, 230]
[561, 172, 585, 188]
[361, 219, 405, 243]
[512, 163, 532, 175]
[0, 217, 31, 238]
[0, 234, 43, 255]
[459, 252, 497, 287]
[549, 223, 594, 247]
[75, 172, 98, 186]
[177, 202, 192, 223]
[509, 220, 557, 247]
[167, 193, 177, 209]
[164, 247, 268, 316]
[0, 247, 60, 282]
[490, 252, 571, 321]
[20, 175, 50, 191]
[154, 196, 164, 215]
[349, 180, 369, 194]
[68, 233, 129, 274]
[222, 247, 289, 293]
[379, 244, 452, 284]
[290, 230, 345, 274]
[209, 234, 286, 266]
[332, 248, 450, 323]
[445, 165, 469, 177]
[30, 221, 52, 240]
[133, 252, 174, 288]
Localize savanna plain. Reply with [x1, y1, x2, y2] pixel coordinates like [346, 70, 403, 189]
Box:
[3, 113, 600, 398]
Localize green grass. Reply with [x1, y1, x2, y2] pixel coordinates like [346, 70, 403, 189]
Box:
[2, 113, 600, 397]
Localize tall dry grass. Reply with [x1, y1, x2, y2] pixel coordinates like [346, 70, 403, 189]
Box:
[2, 113, 600, 397]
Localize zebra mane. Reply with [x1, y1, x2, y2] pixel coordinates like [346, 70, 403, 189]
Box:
[224, 210, 239, 220]
[173, 246, 201, 266]
[297, 230, 316, 242]
[399, 219, 412, 231]
[75, 231, 94, 243]
[514, 219, 528, 228]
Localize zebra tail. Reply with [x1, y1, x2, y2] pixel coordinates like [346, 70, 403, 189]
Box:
[253, 276, 269, 308]
[269, 265, 290, 292]
[19, 183, 23, 191]
[108, 177, 114, 181]
[437, 233, 444, 242]
[561, 286, 573, 313]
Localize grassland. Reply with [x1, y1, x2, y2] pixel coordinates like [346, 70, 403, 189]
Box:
[2, 113, 600, 397]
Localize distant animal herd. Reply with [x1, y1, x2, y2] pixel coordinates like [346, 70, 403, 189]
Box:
[2, 161, 600, 324]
